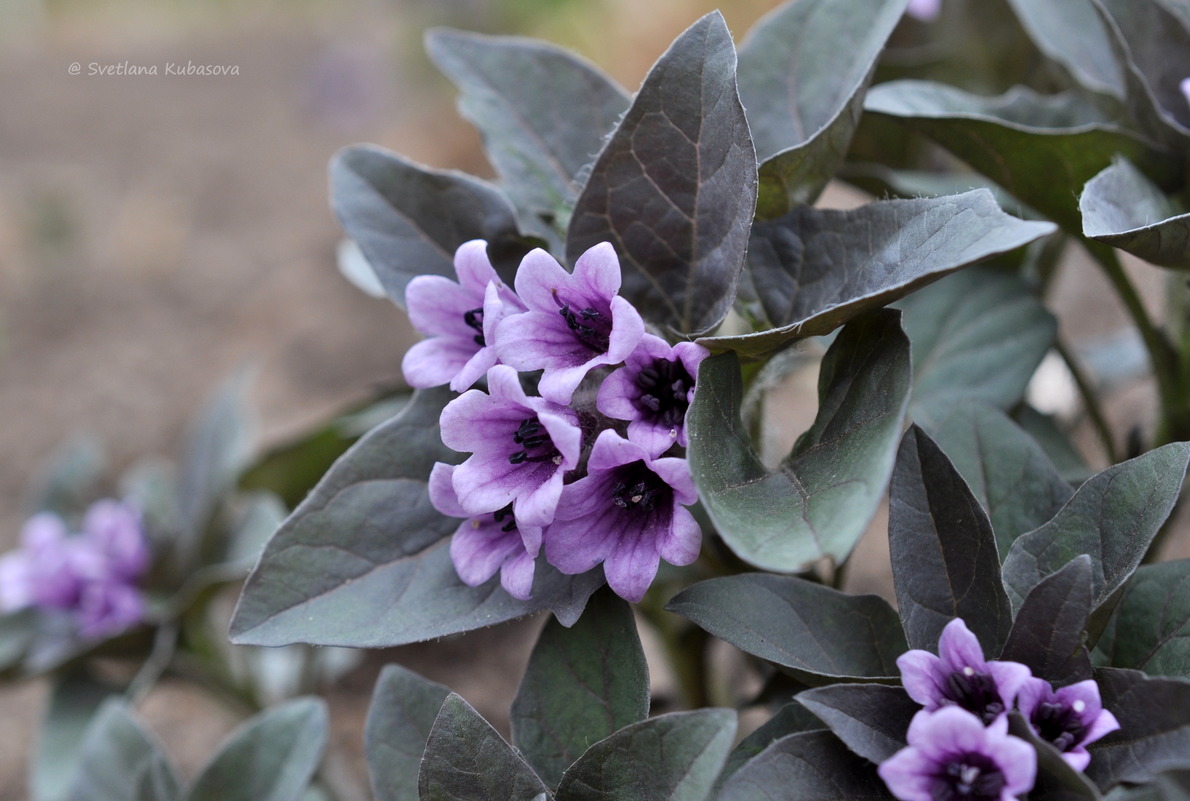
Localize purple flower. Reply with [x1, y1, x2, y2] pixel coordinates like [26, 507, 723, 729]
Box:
[494, 243, 645, 404]
[879, 707, 1036, 801]
[401, 239, 525, 393]
[1017, 677, 1120, 772]
[544, 430, 701, 603]
[81, 499, 150, 581]
[906, 0, 941, 21]
[898, 618, 1031, 724]
[1181, 77, 1190, 109]
[597, 334, 708, 456]
[428, 463, 540, 600]
[439, 365, 582, 526]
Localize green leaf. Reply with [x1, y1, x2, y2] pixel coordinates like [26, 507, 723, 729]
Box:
[1001, 442, 1190, 613]
[330, 145, 526, 307]
[1003, 0, 1126, 97]
[1097, 559, 1190, 679]
[899, 266, 1056, 427]
[425, 28, 629, 249]
[1000, 555, 1095, 685]
[1081, 158, 1190, 270]
[512, 589, 649, 788]
[864, 81, 1171, 231]
[70, 701, 180, 801]
[566, 11, 757, 335]
[926, 401, 1073, 559]
[707, 190, 1056, 357]
[667, 574, 907, 683]
[889, 425, 1013, 654]
[32, 670, 119, 801]
[229, 387, 601, 647]
[688, 310, 911, 572]
[555, 709, 736, 801]
[185, 698, 328, 801]
[1086, 668, 1190, 789]
[796, 684, 920, 764]
[716, 704, 824, 789]
[418, 694, 550, 801]
[716, 730, 893, 801]
[363, 665, 451, 801]
[736, 0, 907, 215]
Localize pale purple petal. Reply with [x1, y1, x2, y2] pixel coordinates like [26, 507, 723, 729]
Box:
[605, 295, 646, 363]
[648, 456, 698, 506]
[404, 274, 481, 336]
[427, 463, 467, 518]
[514, 470, 566, 527]
[587, 427, 650, 471]
[572, 241, 621, 298]
[1181, 77, 1190, 109]
[602, 531, 661, 603]
[511, 248, 573, 311]
[449, 344, 500, 393]
[906, 0, 941, 21]
[937, 618, 987, 672]
[450, 518, 523, 587]
[898, 649, 947, 708]
[403, 337, 483, 389]
[0, 553, 34, 611]
[985, 659, 1031, 708]
[1083, 707, 1120, 746]
[499, 550, 536, 600]
[82, 500, 148, 580]
[76, 580, 144, 640]
[451, 239, 500, 294]
[877, 746, 936, 801]
[657, 506, 702, 567]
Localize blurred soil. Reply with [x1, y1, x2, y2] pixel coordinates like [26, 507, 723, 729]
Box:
[0, 0, 1180, 798]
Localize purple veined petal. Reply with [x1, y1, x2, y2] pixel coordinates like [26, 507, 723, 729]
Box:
[657, 505, 701, 566]
[427, 462, 467, 518]
[648, 456, 699, 506]
[536, 410, 583, 470]
[480, 280, 526, 353]
[937, 618, 987, 672]
[978, 717, 1038, 796]
[451, 239, 501, 294]
[625, 419, 681, 458]
[985, 659, 1031, 708]
[0, 552, 34, 612]
[499, 550, 536, 601]
[596, 363, 640, 420]
[544, 479, 621, 574]
[404, 274, 483, 336]
[403, 336, 484, 389]
[1082, 706, 1120, 746]
[605, 295, 646, 363]
[536, 360, 600, 406]
[512, 248, 574, 311]
[450, 518, 524, 587]
[513, 469, 566, 527]
[898, 649, 947, 708]
[449, 341, 500, 393]
[452, 452, 548, 515]
[602, 527, 662, 603]
[877, 745, 936, 801]
[438, 385, 520, 453]
[1016, 675, 1049, 717]
[572, 242, 622, 299]
[517, 521, 543, 558]
[587, 428, 650, 472]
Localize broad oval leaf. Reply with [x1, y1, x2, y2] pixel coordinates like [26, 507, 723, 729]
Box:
[716, 730, 894, 801]
[1081, 158, 1190, 270]
[889, 425, 1013, 654]
[566, 11, 757, 335]
[668, 574, 907, 683]
[737, 0, 908, 215]
[364, 665, 452, 801]
[1001, 442, 1190, 614]
[555, 708, 736, 801]
[229, 387, 601, 648]
[716, 703, 824, 790]
[1003, 0, 1126, 97]
[688, 310, 911, 572]
[864, 80, 1173, 231]
[705, 190, 1055, 359]
[796, 684, 920, 764]
[185, 698, 328, 801]
[1000, 555, 1095, 686]
[1096, 559, 1190, 679]
[32, 670, 117, 801]
[1087, 668, 1190, 789]
[330, 145, 526, 307]
[419, 694, 550, 801]
[425, 28, 629, 249]
[70, 701, 180, 801]
[512, 588, 649, 788]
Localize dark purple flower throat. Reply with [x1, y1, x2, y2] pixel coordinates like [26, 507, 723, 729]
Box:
[932, 754, 1005, 801]
[611, 461, 670, 514]
[635, 358, 695, 428]
[1032, 700, 1087, 753]
[554, 290, 611, 352]
[946, 669, 1004, 724]
[508, 418, 561, 465]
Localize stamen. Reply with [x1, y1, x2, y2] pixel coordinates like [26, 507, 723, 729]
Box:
[552, 289, 611, 352]
[634, 357, 694, 429]
[508, 417, 561, 465]
[463, 307, 486, 346]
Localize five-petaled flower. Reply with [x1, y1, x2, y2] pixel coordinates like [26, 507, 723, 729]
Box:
[1017, 676, 1120, 772]
[879, 707, 1037, 801]
[439, 364, 583, 527]
[544, 429, 701, 603]
[898, 618, 1031, 724]
[428, 463, 541, 600]
[596, 333, 708, 457]
[495, 243, 645, 404]
[402, 239, 525, 393]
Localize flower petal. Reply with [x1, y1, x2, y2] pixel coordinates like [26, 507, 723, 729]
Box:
[898, 650, 947, 709]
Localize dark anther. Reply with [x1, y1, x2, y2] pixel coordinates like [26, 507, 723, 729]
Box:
[492, 504, 518, 533]
[1032, 700, 1086, 753]
[552, 289, 611, 352]
[508, 417, 561, 465]
[931, 755, 1005, 801]
[945, 670, 1005, 725]
[634, 357, 694, 428]
[463, 307, 486, 346]
[610, 461, 668, 513]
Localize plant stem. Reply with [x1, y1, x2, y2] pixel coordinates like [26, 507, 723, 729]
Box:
[1053, 339, 1119, 464]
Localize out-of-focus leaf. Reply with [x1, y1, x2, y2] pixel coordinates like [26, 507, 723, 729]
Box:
[1087, 668, 1190, 789]
[32, 670, 116, 801]
[736, 0, 908, 215]
[687, 311, 910, 572]
[716, 703, 824, 789]
[796, 684, 920, 764]
[230, 387, 600, 647]
[668, 574, 907, 683]
[1097, 559, 1190, 679]
[1014, 405, 1094, 485]
[927, 401, 1072, 558]
[1003, 0, 1126, 97]
[0, 610, 33, 674]
[708, 190, 1055, 357]
[512, 589, 648, 788]
[364, 665, 452, 801]
[716, 730, 894, 801]
[899, 267, 1056, 428]
[1000, 555, 1095, 685]
[27, 436, 105, 520]
[889, 426, 1013, 654]
[864, 81, 1172, 231]
[1105, 770, 1190, 801]
[1008, 711, 1104, 801]
[70, 701, 180, 801]
[330, 145, 527, 307]
[425, 28, 629, 248]
[554, 708, 736, 801]
[419, 694, 549, 801]
[567, 12, 757, 335]
[1081, 158, 1190, 270]
[1001, 442, 1190, 613]
[185, 698, 327, 801]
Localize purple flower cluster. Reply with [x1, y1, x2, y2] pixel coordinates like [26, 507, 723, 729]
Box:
[0, 500, 150, 640]
[403, 240, 708, 602]
[879, 619, 1120, 801]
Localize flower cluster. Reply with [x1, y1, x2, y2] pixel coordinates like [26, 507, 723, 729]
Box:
[0, 499, 150, 640]
[879, 619, 1119, 801]
[404, 240, 708, 602]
